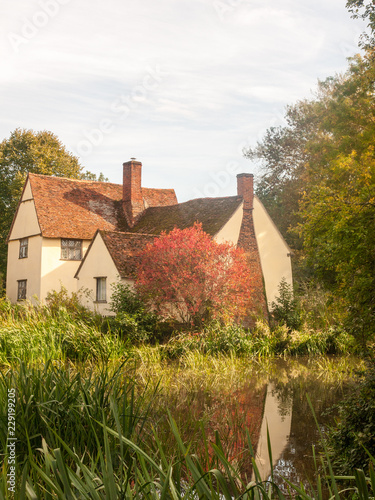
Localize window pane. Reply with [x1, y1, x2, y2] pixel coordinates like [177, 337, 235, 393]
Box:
[17, 280, 27, 300]
[96, 277, 106, 302]
[19, 238, 28, 259]
[61, 239, 82, 260]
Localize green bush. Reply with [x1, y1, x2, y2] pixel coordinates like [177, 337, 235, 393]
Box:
[45, 285, 101, 326]
[327, 360, 375, 474]
[162, 321, 253, 358]
[271, 278, 302, 330]
[107, 283, 160, 344]
[285, 326, 354, 356]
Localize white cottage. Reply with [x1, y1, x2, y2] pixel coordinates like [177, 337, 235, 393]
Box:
[6, 160, 292, 315]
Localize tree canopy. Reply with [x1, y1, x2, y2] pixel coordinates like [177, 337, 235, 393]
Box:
[245, 52, 375, 342]
[346, 0, 375, 49]
[135, 223, 254, 327]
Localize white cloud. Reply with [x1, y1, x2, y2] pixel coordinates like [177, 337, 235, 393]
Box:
[0, 0, 367, 201]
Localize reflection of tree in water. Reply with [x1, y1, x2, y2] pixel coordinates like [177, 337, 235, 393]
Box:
[268, 358, 354, 494]
[150, 379, 267, 477]
[148, 356, 359, 489]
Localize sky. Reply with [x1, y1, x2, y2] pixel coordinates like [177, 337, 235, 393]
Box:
[0, 0, 367, 202]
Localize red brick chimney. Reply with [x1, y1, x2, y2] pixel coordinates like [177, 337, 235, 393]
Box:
[236, 172, 269, 322]
[237, 173, 254, 209]
[123, 159, 144, 227]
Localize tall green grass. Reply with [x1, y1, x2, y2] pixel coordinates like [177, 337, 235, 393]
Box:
[0, 298, 125, 364]
[0, 297, 356, 366]
[0, 360, 157, 469]
[1, 403, 374, 499]
[160, 320, 355, 360]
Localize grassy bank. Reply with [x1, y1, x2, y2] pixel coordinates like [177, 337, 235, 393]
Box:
[0, 299, 125, 365]
[0, 297, 359, 368]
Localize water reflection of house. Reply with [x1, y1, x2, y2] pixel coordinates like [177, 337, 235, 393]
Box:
[209, 383, 293, 482]
[254, 383, 292, 481]
[6, 160, 292, 316]
[221, 384, 268, 476]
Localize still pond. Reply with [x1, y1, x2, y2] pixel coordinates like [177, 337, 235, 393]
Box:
[144, 355, 362, 491]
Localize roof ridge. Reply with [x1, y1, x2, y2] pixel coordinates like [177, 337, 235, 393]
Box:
[28, 173, 177, 194]
[142, 186, 175, 192]
[183, 195, 242, 203]
[100, 229, 157, 237]
[28, 173, 121, 188]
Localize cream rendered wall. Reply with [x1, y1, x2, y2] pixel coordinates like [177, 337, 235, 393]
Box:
[22, 180, 33, 201]
[253, 196, 293, 307]
[214, 203, 243, 245]
[6, 182, 43, 303]
[39, 238, 91, 301]
[8, 201, 40, 241]
[75, 234, 126, 315]
[6, 235, 43, 303]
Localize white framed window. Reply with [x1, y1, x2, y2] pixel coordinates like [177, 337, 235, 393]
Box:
[95, 277, 107, 302]
[61, 239, 82, 260]
[17, 280, 27, 301]
[19, 238, 28, 259]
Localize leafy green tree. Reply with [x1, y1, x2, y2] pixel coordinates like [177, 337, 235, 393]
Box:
[346, 0, 375, 49]
[300, 151, 375, 345]
[0, 128, 104, 289]
[246, 53, 375, 342]
[244, 100, 317, 252]
[298, 56, 375, 343]
[245, 54, 375, 251]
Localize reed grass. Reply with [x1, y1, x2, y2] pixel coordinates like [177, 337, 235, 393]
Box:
[0, 360, 157, 470]
[161, 320, 355, 361]
[1, 401, 374, 499]
[0, 296, 357, 370]
[0, 299, 126, 365]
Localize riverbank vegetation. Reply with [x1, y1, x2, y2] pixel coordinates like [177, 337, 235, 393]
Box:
[0, 288, 361, 368]
[0, 292, 374, 498]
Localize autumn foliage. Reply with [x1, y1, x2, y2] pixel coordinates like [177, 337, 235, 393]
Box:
[135, 223, 253, 326]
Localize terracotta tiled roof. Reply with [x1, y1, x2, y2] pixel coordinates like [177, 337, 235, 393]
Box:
[25, 174, 241, 242]
[121, 196, 243, 236]
[29, 174, 121, 239]
[142, 187, 177, 207]
[99, 230, 155, 279]
[28, 174, 177, 239]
